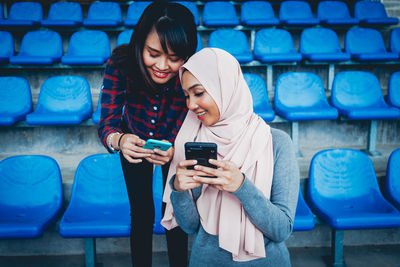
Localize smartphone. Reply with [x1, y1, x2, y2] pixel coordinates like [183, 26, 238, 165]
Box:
[185, 142, 218, 170]
[142, 139, 172, 151]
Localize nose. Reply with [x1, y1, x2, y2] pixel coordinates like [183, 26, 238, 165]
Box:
[187, 97, 198, 110]
[156, 56, 168, 71]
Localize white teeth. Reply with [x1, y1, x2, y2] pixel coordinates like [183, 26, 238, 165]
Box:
[154, 70, 167, 77]
[197, 111, 206, 116]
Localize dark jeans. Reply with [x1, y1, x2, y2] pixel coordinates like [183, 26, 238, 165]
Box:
[120, 154, 188, 267]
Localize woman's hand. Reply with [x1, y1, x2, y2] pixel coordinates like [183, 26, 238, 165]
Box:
[118, 134, 154, 164]
[192, 159, 244, 192]
[146, 140, 174, 166]
[174, 160, 207, 192]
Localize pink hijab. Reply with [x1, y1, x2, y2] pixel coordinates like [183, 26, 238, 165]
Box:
[162, 48, 274, 261]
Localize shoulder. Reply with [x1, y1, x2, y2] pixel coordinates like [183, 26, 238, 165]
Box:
[270, 128, 295, 160]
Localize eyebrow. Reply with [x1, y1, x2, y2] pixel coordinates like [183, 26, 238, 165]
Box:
[145, 45, 178, 57]
[187, 83, 203, 91]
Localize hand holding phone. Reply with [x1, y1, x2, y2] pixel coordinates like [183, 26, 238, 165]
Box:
[143, 139, 172, 151]
[185, 142, 218, 171]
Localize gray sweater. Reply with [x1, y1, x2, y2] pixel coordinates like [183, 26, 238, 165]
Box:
[170, 128, 300, 267]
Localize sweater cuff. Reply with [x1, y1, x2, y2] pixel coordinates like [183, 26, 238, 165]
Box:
[169, 175, 192, 203]
[231, 175, 255, 201]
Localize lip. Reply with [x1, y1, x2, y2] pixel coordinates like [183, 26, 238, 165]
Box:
[197, 111, 207, 120]
[152, 69, 169, 78]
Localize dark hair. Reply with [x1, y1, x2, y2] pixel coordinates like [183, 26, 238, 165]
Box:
[112, 2, 197, 90]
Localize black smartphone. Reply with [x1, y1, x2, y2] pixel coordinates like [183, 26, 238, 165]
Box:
[185, 142, 218, 170]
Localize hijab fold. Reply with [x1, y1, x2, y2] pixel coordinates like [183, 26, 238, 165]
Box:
[161, 48, 274, 262]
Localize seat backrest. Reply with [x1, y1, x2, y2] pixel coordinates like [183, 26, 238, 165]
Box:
[8, 2, 43, 22]
[255, 28, 296, 54]
[300, 28, 342, 54]
[388, 71, 400, 108]
[354, 1, 390, 20]
[46, 2, 82, 22]
[125, 1, 151, 25]
[208, 29, 250, 55]
[345, 28, 387, 54]
[0, 31, 14, 59]
[243, 73, 270, 109]
[70, 154, 128, 206]
[275, 72, 328, 108]
[18, 31, 62, 58]
[390, 28, 400, 53]
[86, 1, 121, 21]
[385, 148, 400, 207]
[0, 155, 62, 211]
[241, 1, 276, 20]
[117, 29, 134, 46]
[280, 0, 313, 20]
[35, 76, 92, 113]
[203, 1, 238, 25]
[173, 1, 199, 25]
[317, 1, 352, 20]
[66, 30, 110, 57]
[331, 71, 386, 109]
[0, 77, 32, 116]
[308, 149, 382, 205]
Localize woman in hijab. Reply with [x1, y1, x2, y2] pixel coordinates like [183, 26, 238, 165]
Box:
[162, 48, 299, 266]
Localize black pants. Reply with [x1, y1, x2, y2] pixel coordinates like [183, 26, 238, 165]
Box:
[120, 154, 188, 267]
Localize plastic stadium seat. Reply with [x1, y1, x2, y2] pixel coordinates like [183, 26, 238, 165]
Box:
[92, 85, 102, 124]
[390, 28, 400, 54]
[254, 28, 302, 62]
[300, 28, 350, 62]
[124, 1, 151, 26]
[208, 30, 252, 63]
[174, 1, 200, 26]
[388, 71, 400, 108]
[354, 1, 399, 26]
[279, 0, 319, 26]
[196, 33, 203, 53]
[202, 1, 239, 27]
[42, 2, 83, 27]
[240, 1, 279, 26]
[385, 148, 400, 210]
[331, 71, 400, 119]
[345, 28, 399, 61]
[10, 31, 62, 65]
[317, 1, 359, 26]
[308, 148, 400, 266]
[62, 30, 111, 65]
[274, 72, 338, 121]
[152, 166, 165, 234]
[243, 73, 275, 121]
[0, 5, 3, 20]
[0, 155, 63, 238]
[26, 76, 93, 125]
[0, 2, 42, 27]
[293, 187, 315, 231]
[0, 31, 14, 63]
[117, 30, 134, 46]
[0, 77, 32, 126]
[83, 2, 122, 27]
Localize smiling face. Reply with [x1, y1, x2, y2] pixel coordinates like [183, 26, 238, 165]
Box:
[142, 28, 185, 85]
[181, 70, 220, 126]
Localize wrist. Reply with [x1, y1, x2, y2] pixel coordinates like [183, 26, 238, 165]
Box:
[107, 132, 120, 153]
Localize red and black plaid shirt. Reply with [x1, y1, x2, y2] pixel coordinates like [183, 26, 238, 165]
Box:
[98, 56, 188, 152]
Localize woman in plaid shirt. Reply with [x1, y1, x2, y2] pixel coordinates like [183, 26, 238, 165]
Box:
[98, 2, 197, 266]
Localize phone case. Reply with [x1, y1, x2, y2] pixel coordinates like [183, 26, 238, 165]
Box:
[143, 139, 172, 151]
[185, 142, 218, 170]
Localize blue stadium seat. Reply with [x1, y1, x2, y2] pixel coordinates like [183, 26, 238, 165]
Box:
[279, 0, 319, 26]
[293, 187, 315, 231]
[390, 28, 400, 54]
[388, 71, 400, 109]
[0, 155, 63, 238]
[42, 2, 83, 27]
[0, 2, 42, 27]
[26, 76, 93, 125]
[0, 4, 3, 20]
[243, 73, 275, 122]
[240, 1, 279, 26]
[331, 71, 400, 120]
[0, 77, 32, 126]
[117, 29, 134, 46]
[385, 148, 400, 210]
[124, 1, 151, 26]
[300, 28, 350, 62]
[317, 1, 359, 26]
[202, 1, 239, 27]
[10, 31, 62, 65]
[152, 166, 165, 234]
[174, 1, 200, 26]
[274, 72, 338, 121]
[92, 85, 102, 124]
[354, 1, 399, 26]
[196, 33, 203, 52]
[208, 30, 252, 63]
[0, 31, 14, 63]
[308, 149, 400, 266]
[345, 28, 399, 61]
[254, 28, 302, 62]
[83, 2, 122, 27]
[62, 30, 111, 65]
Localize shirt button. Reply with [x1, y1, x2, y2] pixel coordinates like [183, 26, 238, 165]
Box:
[155, 94, 160, 98]
[151, 119, 156, 124]
[153, 106, 158, 111]
[149, 132, 154, 136]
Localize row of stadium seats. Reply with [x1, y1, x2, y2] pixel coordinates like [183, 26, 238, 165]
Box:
[0, 148, 399, 264]
[2, 26, 400, 65]
[0, 1, 397, 28]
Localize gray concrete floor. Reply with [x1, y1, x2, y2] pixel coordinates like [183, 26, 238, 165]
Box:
[0, 245, 399, 267]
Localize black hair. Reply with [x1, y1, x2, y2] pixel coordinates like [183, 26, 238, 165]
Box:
[112, 2, 197, 91]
